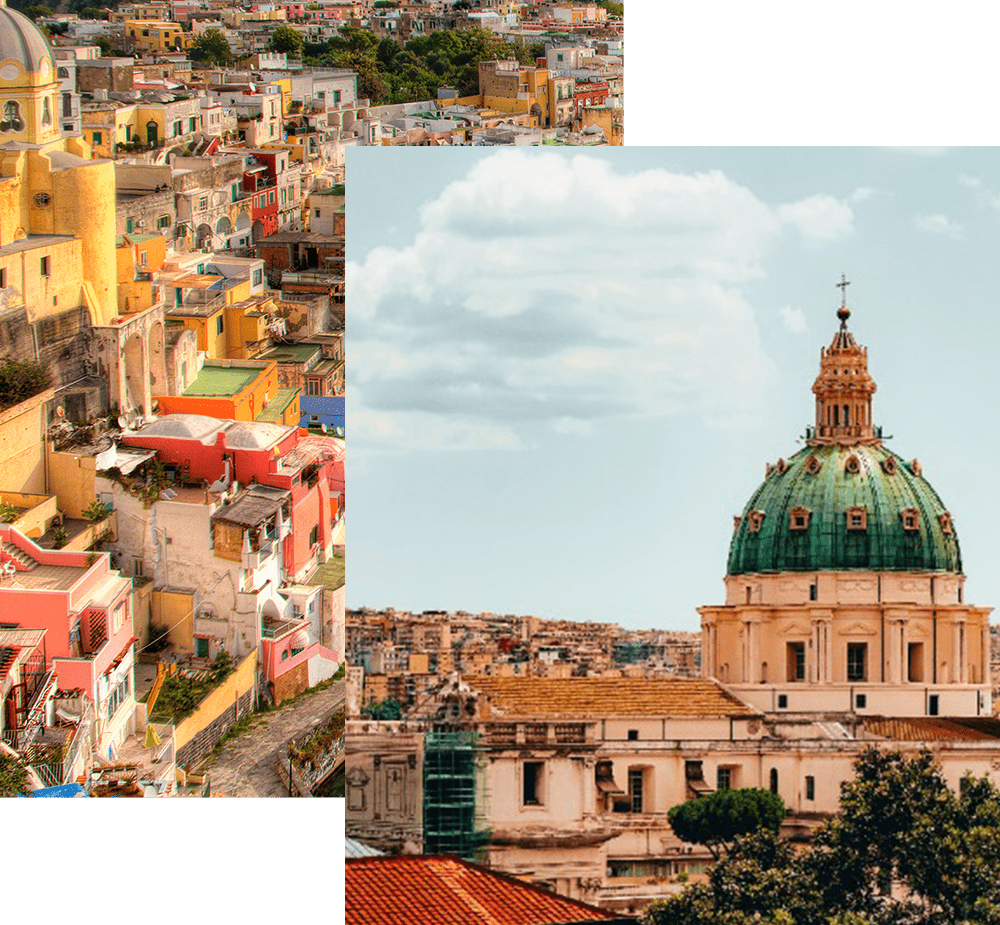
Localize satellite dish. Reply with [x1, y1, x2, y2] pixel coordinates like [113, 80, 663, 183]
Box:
[319, 423, 328, 434]
[56, 405, 65, 418]
[117, 416, 128, 429]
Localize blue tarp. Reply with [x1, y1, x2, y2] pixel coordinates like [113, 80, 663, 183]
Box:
[21, 783, 87, 798]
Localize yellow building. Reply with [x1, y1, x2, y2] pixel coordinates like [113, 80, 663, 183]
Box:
[125, 21, 190, 55]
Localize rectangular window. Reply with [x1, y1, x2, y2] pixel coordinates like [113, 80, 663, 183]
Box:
[929, 694, 939, 716]
[628, 768, 644, 813]
[908, 642, 924, 682]
[523, 761, 544, 806]
[307, 379, 321, 396]
[0, 268, 6, 288]
[777, 693, 788, 709]
[252, 268, 262, 286]
[216, 315, 224, 335]
[40, 255, 50, 277]
[856, 693, 867, 709]
[309, 524, 318, 546]
[847, 642, 867, 681]
[126, 218, 134, 233]
[198, 196, 207, 211]
[806, 775, 815, 800]
[92, 130, 102, 145]
[157, 214, 170, 228]
[786, 642, 805, 681]
[716, 767, 732, 791]
[189, 116, 197, 132]
[173, 120, 181, 137]
[268, 190, 274, 204]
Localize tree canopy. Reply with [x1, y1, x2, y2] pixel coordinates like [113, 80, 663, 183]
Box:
[646, 748, 1000, 925]
[668, 787, 785, 859]
[0, 358, 49, 412]
[302, 26, 541, 105]
[190, 28, 233, 66]
[268, 25, 304, 56]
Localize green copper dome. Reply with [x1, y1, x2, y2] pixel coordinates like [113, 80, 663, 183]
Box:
[727, 443, 961, 575]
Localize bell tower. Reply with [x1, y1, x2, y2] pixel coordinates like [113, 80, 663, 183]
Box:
[809, 275, 878, 446]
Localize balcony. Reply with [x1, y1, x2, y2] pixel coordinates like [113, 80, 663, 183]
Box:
[243, 539, 275, 570]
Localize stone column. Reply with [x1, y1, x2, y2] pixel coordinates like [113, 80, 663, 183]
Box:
[952, 620, 963, 684]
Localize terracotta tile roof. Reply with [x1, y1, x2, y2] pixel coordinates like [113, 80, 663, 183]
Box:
[470, 677, 756, 718]
[862, 716, 1000, 742]
[346, 855, 616, 925]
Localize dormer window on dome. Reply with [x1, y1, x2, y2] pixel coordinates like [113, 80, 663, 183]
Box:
[882, 456, 898, 475]
[846, 506, 868, 531]
[789, 507, 810, 531]
[845, 454, 861, 474]
[901, 508, 920, 531]
[775, 458, 788, 476]
[747, 510, 766, 533]
[805, 454, 822, 475]
[939, 512, 954, 535]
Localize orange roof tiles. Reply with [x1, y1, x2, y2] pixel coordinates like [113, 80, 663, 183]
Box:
[346, 855, 616, 925]
[471, 677, 756, 718]
[863, 716, 1000, 742]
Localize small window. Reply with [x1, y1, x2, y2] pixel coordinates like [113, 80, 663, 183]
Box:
[157, 214, 171, 229]
[523, 760, 544, 806]
[845, 454, 861, 474]
[909, 458, 923, 477]
[805, 454, 822, 475]
[908, 642, 924, 682]
[938, 512, 954, 535]
[789, 506, 810, 531]
[0, 268, 6, 288]
[40, 255, 50, 277]
[198, 196, 208, 211]
[216, 315, 224, 335]
[809, 582, 817, 601]
[309, 525, 318, 546]
[882, 456, 898, 475]
[769, 768, 779, 794]
[777, 694, 788, 709]
[627, 729, 638, 741]
[805, 775, 815, 801]
[928, 694, 939, 716]
[747, 510, 766, 533]
[900, 508, 920, 531]
[774, 457, 788, 475]
[855, 693, 867, 709]
[716, 767, 732, 790]
[252, 268, 262, 286]
[847, 506, 868, 531]
[92, 130, 102, 145]
[628, 768, 645, 813]
[847, 642, 867, 681]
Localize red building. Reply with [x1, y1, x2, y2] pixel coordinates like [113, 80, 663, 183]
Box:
[573, 79, 610, 120]
[244, 153, 281, 240]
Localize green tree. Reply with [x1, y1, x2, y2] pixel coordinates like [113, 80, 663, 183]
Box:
[363, 698, 402, 720]
[268, 25, 304, 56]
[94, 35, 113, 57]
[0, 751, 31, 797]
[647, 749, 1000, 925]
[0, 358, 49, 411]
[190, 28, 233, 66]
[599, 0, 623, 17]
[668, 787, 786, 860]
[22, 5, 52, 21]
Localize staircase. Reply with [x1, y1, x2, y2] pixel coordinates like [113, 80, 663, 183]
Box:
[1, 542, 39, 571]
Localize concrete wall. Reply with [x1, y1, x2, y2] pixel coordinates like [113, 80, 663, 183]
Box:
[151, 587, 196, 654]
[47, 447, 98, 519]
[0, 390, 54, 495]
[173, 649, 257, 767]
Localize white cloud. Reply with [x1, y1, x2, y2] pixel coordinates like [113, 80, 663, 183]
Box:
[776, 194, 854, 242]
[850, 187, 876, 203]
[884, 147, 951, 156]
[914, 213, 963, 237]
[779, 305, 808, 334]
[958, 174, 982, 188]
[349, 152, 849, 451]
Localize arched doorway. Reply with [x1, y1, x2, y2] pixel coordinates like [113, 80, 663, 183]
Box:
[196, 223, 212, 249]
[146, 120, 158, 146]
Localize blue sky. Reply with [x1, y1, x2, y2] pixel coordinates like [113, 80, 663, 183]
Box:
[347, 147, 1000, 630]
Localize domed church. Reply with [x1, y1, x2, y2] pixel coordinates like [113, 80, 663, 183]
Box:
[699, 295, 992, 718]
[0, 0, 117, 327]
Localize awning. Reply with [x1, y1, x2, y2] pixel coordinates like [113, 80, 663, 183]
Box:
[687, 778, 714, 796]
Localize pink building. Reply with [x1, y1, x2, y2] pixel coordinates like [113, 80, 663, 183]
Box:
[119, 416, 343, 581]
[0, 526, 137, 770]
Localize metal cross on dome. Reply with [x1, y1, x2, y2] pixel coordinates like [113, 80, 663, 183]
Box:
[836, 273, 850, 307]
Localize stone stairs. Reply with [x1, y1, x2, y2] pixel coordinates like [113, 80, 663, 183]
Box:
[1, 542, 39, 571]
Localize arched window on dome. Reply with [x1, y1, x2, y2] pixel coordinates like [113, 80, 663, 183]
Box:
[42, 96, 51, 127]
[0, 101, 24, 133]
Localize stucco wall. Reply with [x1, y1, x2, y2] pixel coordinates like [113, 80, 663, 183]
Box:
[0, 390, 53, 495]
